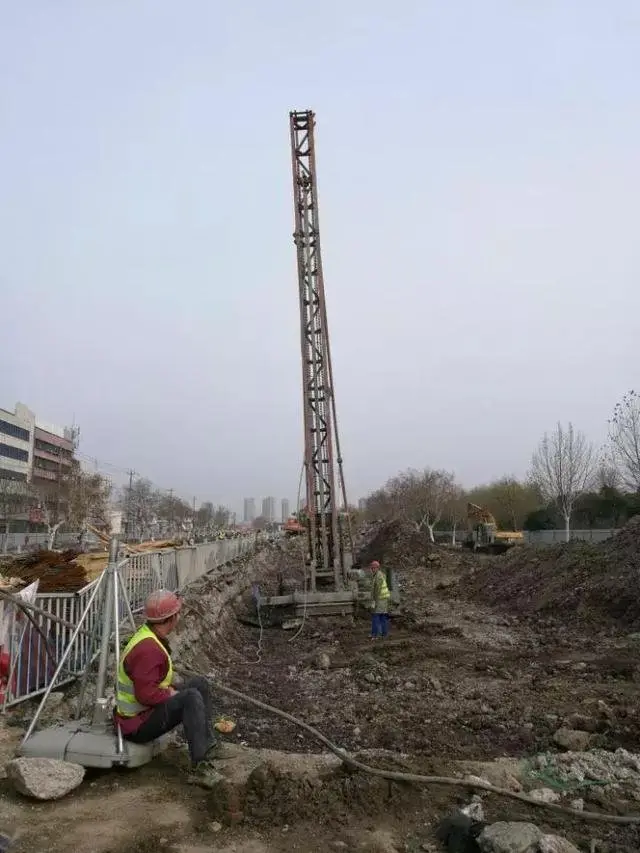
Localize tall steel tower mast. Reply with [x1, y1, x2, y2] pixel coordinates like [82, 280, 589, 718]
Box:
[289, 110, 352, 593]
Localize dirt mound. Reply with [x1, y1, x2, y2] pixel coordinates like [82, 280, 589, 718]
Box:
[461, 516, 640, 629]
[356, 520, 434, 569]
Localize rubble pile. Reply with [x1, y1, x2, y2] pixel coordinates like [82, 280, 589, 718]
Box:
[0, 550, 88, 593]
[356, 520, 435, 569]
[526, 747, 640, 793]
[461, 515, 640, 629]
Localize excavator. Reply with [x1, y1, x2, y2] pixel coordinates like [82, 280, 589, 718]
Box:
[463, 503, 524, 554]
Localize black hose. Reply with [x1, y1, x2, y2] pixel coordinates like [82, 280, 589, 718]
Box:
[202, 678, 640, 826]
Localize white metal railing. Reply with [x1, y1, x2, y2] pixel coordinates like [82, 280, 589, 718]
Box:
[0, 534, 262, 710]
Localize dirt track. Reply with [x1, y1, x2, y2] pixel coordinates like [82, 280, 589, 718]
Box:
[3, 537, 640, 852]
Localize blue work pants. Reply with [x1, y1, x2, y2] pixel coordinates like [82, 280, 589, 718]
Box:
[370, 612, 389, 638]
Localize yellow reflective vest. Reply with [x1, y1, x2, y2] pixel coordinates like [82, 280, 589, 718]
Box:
[372, 569, 390, 601]
[116, 624, 173, 717]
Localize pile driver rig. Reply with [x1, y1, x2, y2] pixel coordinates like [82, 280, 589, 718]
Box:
[261, 110, 357, 619]
[290, 109, 353, 594]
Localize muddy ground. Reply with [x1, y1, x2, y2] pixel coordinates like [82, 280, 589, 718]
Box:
[2, 546, 640, 852]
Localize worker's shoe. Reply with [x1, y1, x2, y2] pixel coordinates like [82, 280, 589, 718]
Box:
[187, 761, 224, 790]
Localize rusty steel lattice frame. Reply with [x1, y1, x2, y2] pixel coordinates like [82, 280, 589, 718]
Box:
[289, 110, 351, 592]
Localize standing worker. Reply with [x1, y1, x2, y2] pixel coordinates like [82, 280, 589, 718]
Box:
[115, 590, 220, 788]
[368, 560, 391, 639]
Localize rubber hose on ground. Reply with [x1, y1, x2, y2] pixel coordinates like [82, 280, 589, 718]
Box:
[200, 677, 640, 826]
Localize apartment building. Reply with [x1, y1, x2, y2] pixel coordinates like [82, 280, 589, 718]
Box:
[0, 401, 78, 490]
[31, 420, 79, 503]
[281, 498, 290, 523]
[243, 497, 256, 523]
[0, 403, 36, 481]
[261, 496, 276, 523]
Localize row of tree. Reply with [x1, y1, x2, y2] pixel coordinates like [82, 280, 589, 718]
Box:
[363, 390, 640, 542]
[0, 466, 233, 552]
[120, 477, 232, 541]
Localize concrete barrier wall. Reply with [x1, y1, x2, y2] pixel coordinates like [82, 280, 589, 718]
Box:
[174, 537, 260, 587]
[523, 529, 619, 545]
[434, 528, 620, 545]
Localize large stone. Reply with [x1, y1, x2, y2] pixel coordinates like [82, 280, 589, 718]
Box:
[553, 727, 592, 751]
[538, 836, 581, 853]
[527, 787, 561, 804]
[6, 757, 85, 800]
[478, 821, 542, 853]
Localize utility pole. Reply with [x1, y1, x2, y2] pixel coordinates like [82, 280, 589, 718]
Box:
[168, 488, 174, 537]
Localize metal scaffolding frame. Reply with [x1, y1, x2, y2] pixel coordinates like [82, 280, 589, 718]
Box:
[289, 110, 352, 592]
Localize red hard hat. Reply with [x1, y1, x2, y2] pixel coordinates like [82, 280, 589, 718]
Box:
[369, 560, 380, 569]
[144, 589, 182, 622]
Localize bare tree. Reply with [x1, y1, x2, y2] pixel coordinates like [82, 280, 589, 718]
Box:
[66, 467, 112, 539]
[445, 484, 467, 545]
[36, 464, 112, 549]
[156, 492, 191, 536]
[118, 478, 158, 540]
[595, 451, 623, 491]
[388, 468, 457, 543]
[196, 501, 215, 531]
[530, 422, 595, 542]
[608, 391, 640, 492]
[491, 477, 540, 531]
[212, 505, 231, 528]
[363, 488, 398, 522]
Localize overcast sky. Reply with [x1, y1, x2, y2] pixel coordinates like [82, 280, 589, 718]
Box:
[1, 1, 638, 513]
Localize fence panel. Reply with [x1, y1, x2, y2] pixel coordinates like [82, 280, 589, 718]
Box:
[1, 536, 257, 710]
[0, 579, 103, 709]
[523, 528, 618, 545]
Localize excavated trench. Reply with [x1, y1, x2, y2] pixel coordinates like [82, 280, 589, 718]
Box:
[168, 546, 433, 828]
[6, 540, 640, 852]
[158, 540, 640, 851]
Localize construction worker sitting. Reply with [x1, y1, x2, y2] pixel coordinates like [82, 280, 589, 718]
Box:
[115, 589, 219, 787]
[368, 560, 391, 639]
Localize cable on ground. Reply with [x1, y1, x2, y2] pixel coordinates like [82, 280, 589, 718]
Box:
[201, 677, 640, 827]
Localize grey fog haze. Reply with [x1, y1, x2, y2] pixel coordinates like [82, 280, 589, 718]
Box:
[1, 1, 638, 513]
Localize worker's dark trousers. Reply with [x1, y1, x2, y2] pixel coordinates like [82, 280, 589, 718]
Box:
[370, 612, 389, 638]
[124, 676, 215, 765]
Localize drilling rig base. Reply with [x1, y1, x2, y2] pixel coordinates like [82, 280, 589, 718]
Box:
[262, 590, 356, 620]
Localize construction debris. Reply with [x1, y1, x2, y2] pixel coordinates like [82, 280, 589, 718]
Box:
[0, 550, 88, 593]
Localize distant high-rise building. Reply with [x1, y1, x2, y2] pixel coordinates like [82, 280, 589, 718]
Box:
[243, 497, 255, 523]
[262, 496, 277, 523]
[281, 498, 290, 523]
[358, 498, 367, 512]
